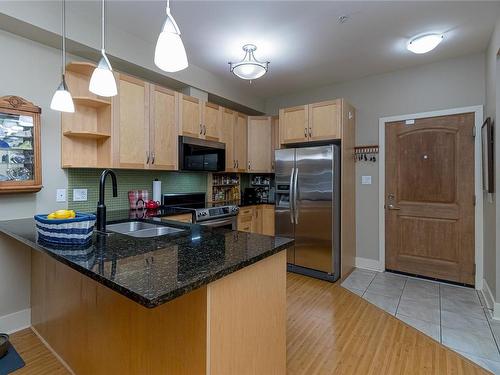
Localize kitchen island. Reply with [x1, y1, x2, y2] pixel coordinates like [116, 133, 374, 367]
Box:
[0, 214, 293, 375]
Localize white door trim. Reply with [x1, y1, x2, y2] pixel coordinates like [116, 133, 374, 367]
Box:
[378, 105, 484, 289]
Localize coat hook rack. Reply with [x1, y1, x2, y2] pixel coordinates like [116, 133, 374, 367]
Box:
[354, 145, 379, 163]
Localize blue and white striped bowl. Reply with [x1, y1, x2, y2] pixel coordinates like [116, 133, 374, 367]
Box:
[34, 213, 96, 245]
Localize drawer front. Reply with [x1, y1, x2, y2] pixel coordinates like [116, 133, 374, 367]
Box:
[238, 221, 252, 232]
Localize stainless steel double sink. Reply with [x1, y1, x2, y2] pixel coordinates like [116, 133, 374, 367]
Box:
[106, 221, 185, 238]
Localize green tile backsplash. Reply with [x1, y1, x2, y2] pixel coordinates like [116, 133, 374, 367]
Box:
[67, 169, 208, 212]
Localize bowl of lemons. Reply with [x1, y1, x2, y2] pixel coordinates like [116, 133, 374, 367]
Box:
[34, 211, 96, 245]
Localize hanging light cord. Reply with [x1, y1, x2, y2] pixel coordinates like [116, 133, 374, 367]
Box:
[101, 0, 105, 53]
[166, 0, 170, 13]
[62, 0, 66, 76]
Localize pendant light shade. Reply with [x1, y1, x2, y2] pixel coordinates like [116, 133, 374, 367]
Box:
[89, 51, 117, 97]
[51, 0, 74, 113]
[229, 44, 269, 80]
[89, 0, 117, 97]
[51, 76, 75, 112]
[154, 0, 188, 72]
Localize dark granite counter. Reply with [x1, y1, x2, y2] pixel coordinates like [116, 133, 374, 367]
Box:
[0, 213, 293, 308]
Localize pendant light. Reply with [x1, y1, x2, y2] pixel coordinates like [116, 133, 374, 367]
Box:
[50, 0, 74, 113]
[154, 0, 188, 72]
[229, 44, 269, 81]
[89, 0, 117, 97]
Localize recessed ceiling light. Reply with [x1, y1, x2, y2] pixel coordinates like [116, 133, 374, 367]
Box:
[407, 33, 444, 54]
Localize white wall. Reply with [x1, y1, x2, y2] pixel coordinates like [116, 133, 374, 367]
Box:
[484, 15, 500, 302]
[0, 29, 70, 329]
[266, 53, 486, 264]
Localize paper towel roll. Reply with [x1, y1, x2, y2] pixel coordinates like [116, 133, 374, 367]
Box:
[153, 179, 162, 203]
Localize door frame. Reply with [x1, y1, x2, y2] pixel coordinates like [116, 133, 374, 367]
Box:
[378, 105, 484, 289]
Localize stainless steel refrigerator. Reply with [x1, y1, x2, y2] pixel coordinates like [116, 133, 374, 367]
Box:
[275, 145, 340, 282]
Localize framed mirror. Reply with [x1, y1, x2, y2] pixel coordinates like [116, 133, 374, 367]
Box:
[0, 96, 42, 193]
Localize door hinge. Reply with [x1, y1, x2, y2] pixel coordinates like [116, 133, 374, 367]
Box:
[473, 195, 476, 206]
[472, 127, 476, 138]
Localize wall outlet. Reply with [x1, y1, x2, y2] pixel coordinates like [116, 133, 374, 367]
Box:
[56, 188, 66, 202]
[361, 175, 372, 185]
[73, 189, 88, 202]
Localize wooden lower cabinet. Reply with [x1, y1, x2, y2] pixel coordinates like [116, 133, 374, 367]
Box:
[31, 250, 286, 375]
[161, 213, 193, 223]
[237, 205, 275, 236]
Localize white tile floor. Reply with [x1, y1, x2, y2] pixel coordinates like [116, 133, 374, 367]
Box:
[341, 269, 500, 374]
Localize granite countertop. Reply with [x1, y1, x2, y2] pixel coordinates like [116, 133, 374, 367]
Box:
[0, 213, 293, 308]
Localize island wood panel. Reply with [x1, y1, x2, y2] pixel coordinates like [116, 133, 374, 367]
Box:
[262, 205, 275, 236]
[113, 74, 150, 169]
[149, 85, 178, 170]
[340, 100, 356, 278]
[208, 251, 286, 375]
[31, 251, 207, 375]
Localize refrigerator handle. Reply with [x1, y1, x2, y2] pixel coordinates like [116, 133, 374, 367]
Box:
[290, 167, 295, 224]
[294, 167, 299, 224]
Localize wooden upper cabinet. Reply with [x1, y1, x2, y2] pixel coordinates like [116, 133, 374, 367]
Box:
[221, 108, 235, 171]
[308, 99, 341, 141]
[203, 102, 221, 141]
[113, 74, 150, 168]
[149, 85, 178, 170]
[234, 113, 248, 172]
[248, 116, 272, 173]
[279, 105, 308, 144]
[179, 94, 202, 138]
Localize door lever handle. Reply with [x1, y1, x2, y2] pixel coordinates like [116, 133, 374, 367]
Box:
[387, 204, 401, 210]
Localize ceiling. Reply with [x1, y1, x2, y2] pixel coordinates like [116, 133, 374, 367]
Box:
[70, 1, 500, 99]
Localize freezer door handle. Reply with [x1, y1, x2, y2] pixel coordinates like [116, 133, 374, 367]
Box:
[290, 167, 295, 224]
[294, 167, 299, 224]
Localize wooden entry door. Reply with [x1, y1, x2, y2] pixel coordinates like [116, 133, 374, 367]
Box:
[385, 113, 475, 285]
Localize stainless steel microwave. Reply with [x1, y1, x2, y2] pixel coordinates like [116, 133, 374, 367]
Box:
[178, 136, 225, 172]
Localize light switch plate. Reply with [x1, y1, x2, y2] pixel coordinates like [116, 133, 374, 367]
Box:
[56, 188, 66, 202]
[361, 176, 372, 185]
[73, 189, 88, 202]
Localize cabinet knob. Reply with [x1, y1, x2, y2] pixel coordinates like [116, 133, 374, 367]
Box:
[309, 127, 312, 137]
[304, 127, 307, 137]
[200, 124, 203, 135]
[151, 152, 155, 165]
[203, 125, 207, 135]
[146, 151, 150, 164]
[248, 161, 251, 170]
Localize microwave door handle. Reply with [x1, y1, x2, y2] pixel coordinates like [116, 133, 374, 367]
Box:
[293, 168, 299, 224]
[289, 168, 295, 224]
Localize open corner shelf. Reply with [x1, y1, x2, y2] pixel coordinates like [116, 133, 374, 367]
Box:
[63, 131, 111, 140]
[66, 62, 97, 76]
[73, 97, 111, 108]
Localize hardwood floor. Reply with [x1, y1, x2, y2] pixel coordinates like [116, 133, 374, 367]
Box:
[8, 273, 489, 375]
[287, 272, 489, 374]
[9, 329, 69, 374]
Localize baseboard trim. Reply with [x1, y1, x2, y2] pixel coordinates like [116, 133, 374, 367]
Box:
[481, 278, 500, 320]
[355, 257, 383, 272]
[0, 308, 31, 334]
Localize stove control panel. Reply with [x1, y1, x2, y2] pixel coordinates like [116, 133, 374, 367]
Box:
[195, 205, 239, 221]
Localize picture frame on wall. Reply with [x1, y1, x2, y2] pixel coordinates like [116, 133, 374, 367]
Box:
[481, 117, 494, 193]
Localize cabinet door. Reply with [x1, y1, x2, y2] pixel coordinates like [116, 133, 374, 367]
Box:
[179, 95, 202, 138]
[261, 205, 275, 236]
[150, 85, 178, 170]
[270, 116, 279, 173]
[308, 99, 341, 141]
[253, 206, 263, 234]
[203, 102, 221, 141]
[248, 116, 272, 173]
[221, 108, 235, 171]
[279, 105, 308, 144]
[114, 74, 149, 168]
[234, 113, 247, 172]
[238, 207, 254, 232]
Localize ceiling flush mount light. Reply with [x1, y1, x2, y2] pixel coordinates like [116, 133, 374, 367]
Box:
[229, 44, 269, 81]
[407, 33, 444, 54]
[89, 0, 117, 97]
[51, 0, 74, 113]
[154, 0, 188, 73]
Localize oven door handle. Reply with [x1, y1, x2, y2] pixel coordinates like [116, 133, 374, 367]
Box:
[199, 218, 235, 227]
